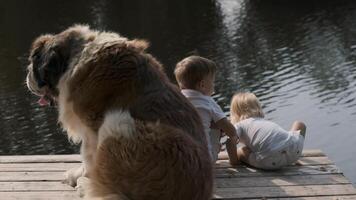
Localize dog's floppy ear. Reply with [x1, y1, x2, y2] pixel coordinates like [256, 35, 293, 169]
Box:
[30, 34, 54, 88]
[43, 44, 69, 91]
[30, 34, 53, 56]
[29, 34, 69, 92]
[127, 39, 149, 52]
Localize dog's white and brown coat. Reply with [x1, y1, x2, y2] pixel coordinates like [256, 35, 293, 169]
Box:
[26, 25, 213, 200]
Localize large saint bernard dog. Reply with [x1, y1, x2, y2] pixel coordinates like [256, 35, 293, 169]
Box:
[26, 25, 213, 199]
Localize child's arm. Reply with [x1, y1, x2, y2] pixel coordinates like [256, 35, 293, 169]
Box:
[215, 118, 239, 165]
[215, 117, 239, 144]
[226, 137, 239, 165]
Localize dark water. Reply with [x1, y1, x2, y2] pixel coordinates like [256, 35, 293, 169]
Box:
[1, 0, 356, 184]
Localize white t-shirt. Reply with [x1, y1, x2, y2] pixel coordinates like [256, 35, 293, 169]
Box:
[181, 89, 226, 159]
[234, 118, 294, 160]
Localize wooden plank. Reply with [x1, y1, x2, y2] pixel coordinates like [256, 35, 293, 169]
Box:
[0, 160, 335, 173]
[215, 174, 351, 188]
[297, 156, 333, 166]
[249, 196, 356, 200]
[0, 150, 325, 164]
[301, 150, 326, 157]
[4, 175, 348, 192]
[0, 149, 323, 164]
[214, 165, 342, 178]
[217, 149, 325, 160]
[0, 155, 81, 163]
[214, 184, 356, 199]
[2, 184, 354, 200]
[0, 164, 342, 181]
[0, 172, 65, 182]
[1, 150, 354, 200]
[215, 156, 333, 168]
[0, 181, 74, 191]
[0, 191, 80, 200]
[0, 163, 80, 172]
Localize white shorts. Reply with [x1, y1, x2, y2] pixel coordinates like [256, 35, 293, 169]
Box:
[247, 132, 305, 170]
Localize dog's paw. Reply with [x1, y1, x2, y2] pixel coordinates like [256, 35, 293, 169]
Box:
[63, 165, 85, 187]
[76, 176, 91, 198]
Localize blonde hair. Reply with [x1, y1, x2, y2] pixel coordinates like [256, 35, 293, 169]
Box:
[230, 92, 264, 124]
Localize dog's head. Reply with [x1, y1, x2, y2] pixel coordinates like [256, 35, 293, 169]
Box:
[26, 25, 95, 106]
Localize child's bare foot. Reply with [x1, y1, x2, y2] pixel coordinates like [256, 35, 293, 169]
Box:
[290, 121, 307, 137]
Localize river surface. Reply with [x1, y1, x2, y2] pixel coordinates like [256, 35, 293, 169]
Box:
[0, 0, 355, 184]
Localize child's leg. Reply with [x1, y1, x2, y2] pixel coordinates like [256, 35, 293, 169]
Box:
[236, 146, 251, 163]
[290, 121, 307, 138]
[210, 129, 222, 162]
[288, 121, 306, 165]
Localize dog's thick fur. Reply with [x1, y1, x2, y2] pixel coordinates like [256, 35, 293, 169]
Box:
[26, 25, 213, 200]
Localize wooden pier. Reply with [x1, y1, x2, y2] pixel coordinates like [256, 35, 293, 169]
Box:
[0, 149, 355, 199]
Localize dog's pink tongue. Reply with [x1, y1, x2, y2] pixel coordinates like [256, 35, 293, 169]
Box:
[38, 96, 49, 106]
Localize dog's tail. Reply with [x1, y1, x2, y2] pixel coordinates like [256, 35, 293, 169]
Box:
[97, 110, 136, 146]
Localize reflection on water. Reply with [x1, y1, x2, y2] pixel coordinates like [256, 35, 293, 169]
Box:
[0, 0, 355, 183]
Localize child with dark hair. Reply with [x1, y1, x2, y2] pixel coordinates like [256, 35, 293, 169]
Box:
[174, 56, 239, 164]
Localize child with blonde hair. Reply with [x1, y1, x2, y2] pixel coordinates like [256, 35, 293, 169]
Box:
[174, 56, 239, 163]
[228, 92, 306, 169]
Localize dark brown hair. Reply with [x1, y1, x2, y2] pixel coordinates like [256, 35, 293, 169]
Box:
[174, 56, 217, 89]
